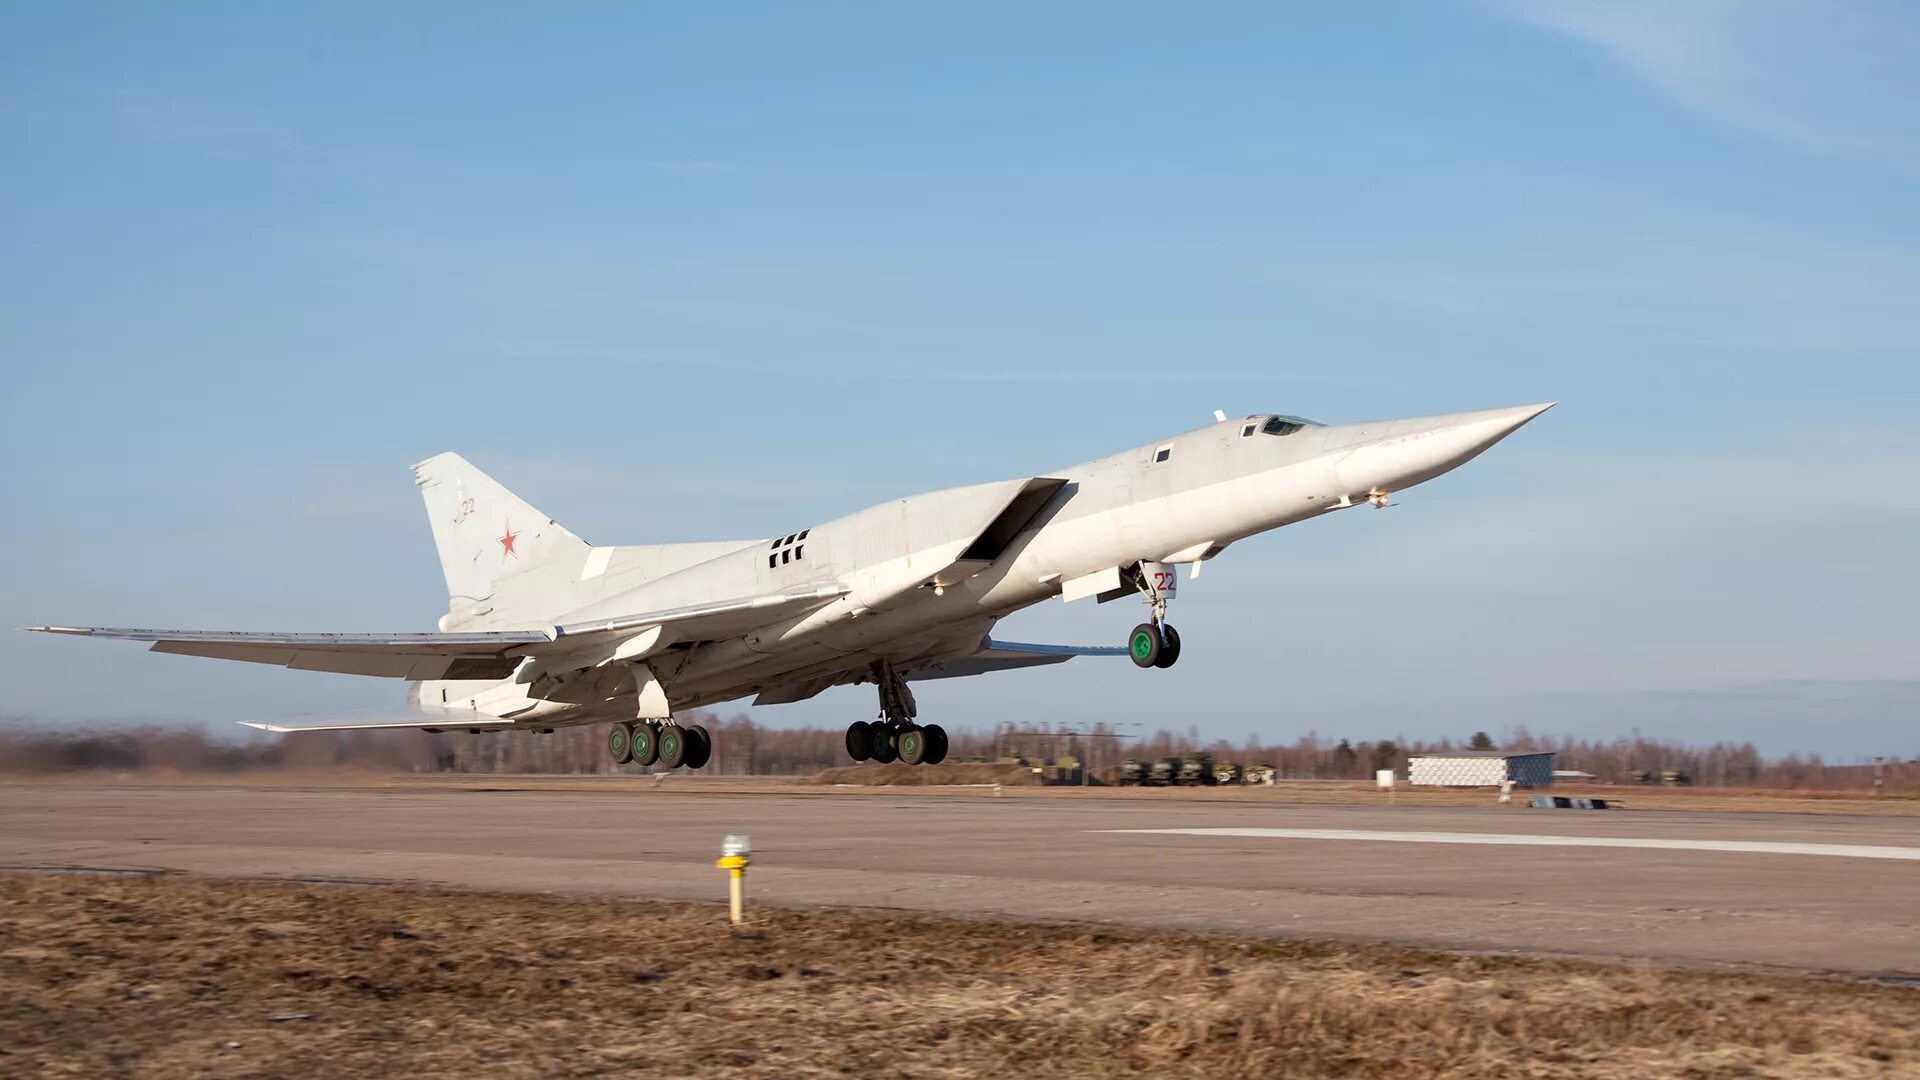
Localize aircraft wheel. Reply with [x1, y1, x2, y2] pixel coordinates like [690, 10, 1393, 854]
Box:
[657, 724, 688, 769]
[1153, 624, 1182, 669]
[922, 724, 949, 765]
[607, 723, 634, 765]
[897, 725, 928, 766]
[1128, 623, 1161, 668]
[845, 721, 872, 762]
[683, 724, 712, 770]
[869, 724, 899, 764]
[632, 721, 660, 767]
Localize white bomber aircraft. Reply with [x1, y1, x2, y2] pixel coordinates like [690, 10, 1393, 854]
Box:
[29, 404, 1552, 769]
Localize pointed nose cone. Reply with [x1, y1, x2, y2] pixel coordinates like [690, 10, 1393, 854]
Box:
[1455, 401, 1556, 447]
[1333, 402, 1555, 497]
[1494, 400, 1556, 431]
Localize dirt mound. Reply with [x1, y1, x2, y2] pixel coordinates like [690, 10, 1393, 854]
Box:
[810, 761, 1040, 786]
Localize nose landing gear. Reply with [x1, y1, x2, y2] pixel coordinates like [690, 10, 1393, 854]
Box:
[1127, 561, 1182, 669]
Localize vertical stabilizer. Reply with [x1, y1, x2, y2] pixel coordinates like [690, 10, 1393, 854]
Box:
[412, 453, 590, 624]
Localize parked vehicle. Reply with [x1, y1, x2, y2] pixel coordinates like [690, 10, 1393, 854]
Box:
[1176, 752, 1216, 786]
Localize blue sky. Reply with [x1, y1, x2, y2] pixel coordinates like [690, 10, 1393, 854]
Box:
[3, 2, 1915, 757]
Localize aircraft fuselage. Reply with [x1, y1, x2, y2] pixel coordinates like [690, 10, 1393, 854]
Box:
[418, 404, 1553, 726]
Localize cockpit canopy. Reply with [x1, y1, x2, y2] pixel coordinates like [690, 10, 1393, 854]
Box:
[1240, 414, 1318, 437]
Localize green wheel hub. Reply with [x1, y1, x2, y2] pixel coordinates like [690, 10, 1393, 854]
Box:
[900, 729, 922, 759]
[659, 726, 681, 762]
[631, 723, 656, 762]
[1130, 629, 1156, 660]
[607, 724, 632, 764]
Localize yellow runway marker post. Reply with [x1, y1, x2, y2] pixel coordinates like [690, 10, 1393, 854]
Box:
[716, 833, 751, 925]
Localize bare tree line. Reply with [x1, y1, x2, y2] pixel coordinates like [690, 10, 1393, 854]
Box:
[2, 716, 1913, 791]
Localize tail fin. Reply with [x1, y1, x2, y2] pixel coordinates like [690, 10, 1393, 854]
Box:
[412, 453, 590, 621]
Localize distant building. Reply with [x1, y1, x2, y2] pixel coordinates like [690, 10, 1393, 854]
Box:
[1407, 751, 1555, 788]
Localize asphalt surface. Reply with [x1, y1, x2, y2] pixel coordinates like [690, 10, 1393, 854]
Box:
[3, 781, 1916, 975]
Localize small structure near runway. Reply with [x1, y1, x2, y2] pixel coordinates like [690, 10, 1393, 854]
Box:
[1408, 751, 1555, 789]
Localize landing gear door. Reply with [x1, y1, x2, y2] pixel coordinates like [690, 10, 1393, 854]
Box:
[1139, 561, 1176, 601]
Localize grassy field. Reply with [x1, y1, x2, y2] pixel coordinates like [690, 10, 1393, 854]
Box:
[3, 872, 1915, 1079]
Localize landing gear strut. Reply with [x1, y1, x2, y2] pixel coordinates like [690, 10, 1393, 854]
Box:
[1127, 560, 1182, 669]
[845, 660, 947, 765]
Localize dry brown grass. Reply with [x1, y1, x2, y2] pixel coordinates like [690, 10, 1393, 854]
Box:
[2, 872, 1915, 1079]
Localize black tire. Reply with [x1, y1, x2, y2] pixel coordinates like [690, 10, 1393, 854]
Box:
[1128, 623, 1161, 668]
[1153, 624, 1182, 669]
[632, 721, 660, 766]
[683, 725, 712, 770]
[845, 721, 872, 762]
[658, 724, 688, 769]
[607, 723, 633, 765]
[897, 725, 927, 765]
[922, 724, 949, 766]
[869, 724, 899, 764]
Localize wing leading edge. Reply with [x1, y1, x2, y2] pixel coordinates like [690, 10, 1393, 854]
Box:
[899, 637, 1129, 681]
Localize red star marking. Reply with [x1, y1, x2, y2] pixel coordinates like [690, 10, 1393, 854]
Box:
[497, 522, 519, 559]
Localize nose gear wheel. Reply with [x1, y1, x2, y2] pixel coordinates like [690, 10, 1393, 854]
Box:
[1129, 623, 1161, 668]
[1153, 624, 1182, 668]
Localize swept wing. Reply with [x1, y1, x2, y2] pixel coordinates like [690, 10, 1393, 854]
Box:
[25, 583, 847, 681]
[750, 637, 1126, 705]
[906, 638, 1128, 680]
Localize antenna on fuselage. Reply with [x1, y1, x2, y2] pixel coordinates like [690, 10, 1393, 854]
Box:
[1212, 409, 1227, 422]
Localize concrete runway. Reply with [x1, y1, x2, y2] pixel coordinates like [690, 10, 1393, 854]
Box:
[4, 781, 1917, 975]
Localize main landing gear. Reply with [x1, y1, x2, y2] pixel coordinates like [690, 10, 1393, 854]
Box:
[607, 720, 711, 770]
[1127, 560, 1182, 669]
[844, 659, 948, 766]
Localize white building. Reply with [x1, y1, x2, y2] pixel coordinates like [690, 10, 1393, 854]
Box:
[1407, 751, 1556, 788]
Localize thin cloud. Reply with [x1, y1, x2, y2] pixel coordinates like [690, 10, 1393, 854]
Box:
[1500, 1, 1920, 170]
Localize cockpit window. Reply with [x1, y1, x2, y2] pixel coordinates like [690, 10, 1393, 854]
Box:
[1261, 416, 1306, 436]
